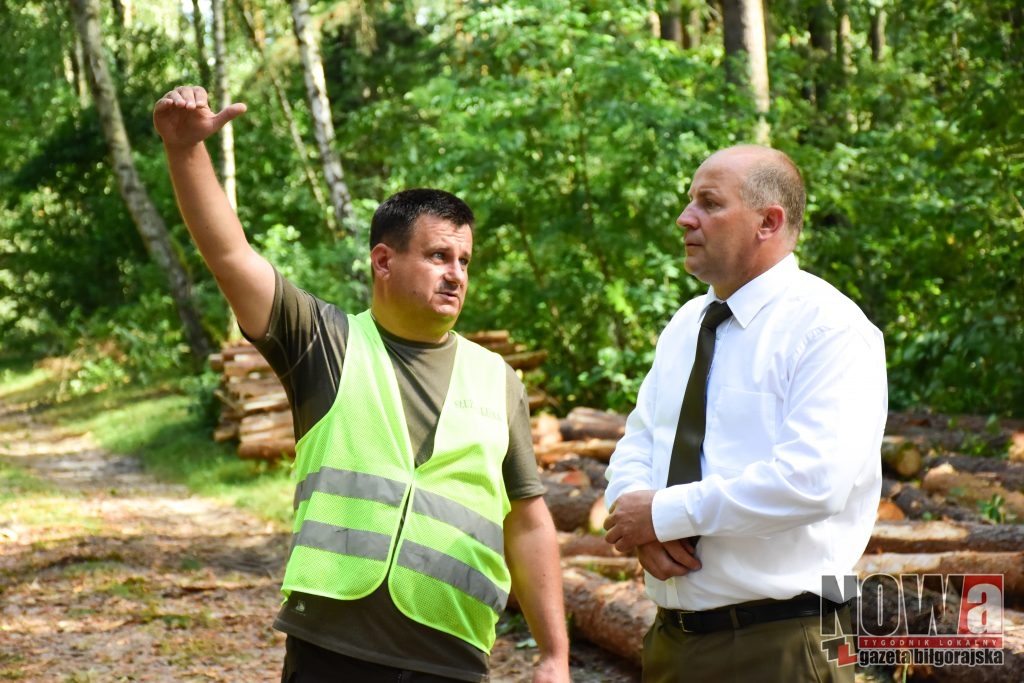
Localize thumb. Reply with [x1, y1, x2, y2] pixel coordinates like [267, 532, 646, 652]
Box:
[211, 102, 248, 129]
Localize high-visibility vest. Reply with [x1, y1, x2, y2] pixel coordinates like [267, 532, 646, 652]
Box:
[280, 311, 511, 652]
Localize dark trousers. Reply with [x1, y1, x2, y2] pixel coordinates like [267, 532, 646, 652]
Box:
[642, 604, 856, 683]
[281, 636, 469, 683]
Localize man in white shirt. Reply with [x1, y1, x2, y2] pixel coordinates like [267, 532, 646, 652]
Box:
[603, 145, 887, 682]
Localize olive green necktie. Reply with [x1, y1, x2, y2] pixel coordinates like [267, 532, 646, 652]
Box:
[666, 301, 734, 487]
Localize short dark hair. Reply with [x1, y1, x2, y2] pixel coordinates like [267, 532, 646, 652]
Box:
[369, 188, 475, 251]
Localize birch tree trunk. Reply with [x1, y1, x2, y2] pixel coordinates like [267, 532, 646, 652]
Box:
[212, 0, 237, 211]
[289, 0, 354, 238]
[721, 0, 771, 143]
[235, 0, 328, 213]
[190, 0, 212, 91]
[869, 7, 887, 62]
[69, 0, 214, 365]
[212, 0, 240, 338]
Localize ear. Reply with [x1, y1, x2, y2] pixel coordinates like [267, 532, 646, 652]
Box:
[370, 243, 394, 279]
[757, 205, 786, 241]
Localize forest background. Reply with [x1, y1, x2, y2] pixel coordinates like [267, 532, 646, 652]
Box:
[2, 0, 1023, 421]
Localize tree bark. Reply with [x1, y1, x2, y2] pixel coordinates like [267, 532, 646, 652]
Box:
[562, 555, 640, 580]
[921, 462, 1024, 521]
[562, 568, 654, 666]
[881, 435, 924, 479]
[684, 6, 702, 49]
[543, 480, 603, 532]
[927, 453, 1024, 491]
[289, 0, 355, 238]
[855, 551, 1024, 601]
[560, 407, 626, 441]
[534, 439, 619, 466]
[67, 34, 89, 105]
[869, 7, 886, 62]
[867, 520, 1024, 554]
[912, 609, 1024, 683]
[558, 530, 620, 558]
[835, 0, 851, 77]
[233, 0, 329, 215]
[720, 0, 770, 142]
[190, 0, 213, 87]
[212, 0, 237, 210]
[69, 0, 214, 365]
[659, 0, 683, 46]
[808, 0, 833, 107]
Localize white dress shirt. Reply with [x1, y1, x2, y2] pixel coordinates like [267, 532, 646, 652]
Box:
[605, 254, 887, 610]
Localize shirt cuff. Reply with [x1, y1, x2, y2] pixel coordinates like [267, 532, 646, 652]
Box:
[652, 485, 698, 542]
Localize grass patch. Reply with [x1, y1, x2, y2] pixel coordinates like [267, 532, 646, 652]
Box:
[0, 360, 293, 528]
[0, 359, 51, 402]
[0, 460, 58, 496]
[0, 490, 101, 532]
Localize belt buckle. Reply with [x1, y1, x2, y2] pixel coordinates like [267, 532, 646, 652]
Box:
[676, 610, 697, 633]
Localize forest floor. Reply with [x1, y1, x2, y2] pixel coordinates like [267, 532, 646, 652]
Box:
[0, 397, 640, 682]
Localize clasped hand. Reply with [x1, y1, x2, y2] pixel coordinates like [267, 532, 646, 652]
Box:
[603, 490, 701, 580]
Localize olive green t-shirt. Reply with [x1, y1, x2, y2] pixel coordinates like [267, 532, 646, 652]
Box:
[251, 270, 543, 681]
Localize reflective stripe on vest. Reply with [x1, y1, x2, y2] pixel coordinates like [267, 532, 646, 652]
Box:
[280, 311, 510, 652]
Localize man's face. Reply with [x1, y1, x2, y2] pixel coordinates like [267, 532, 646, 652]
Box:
[382, 214, 473, 334]
[676, 150, 764, 299]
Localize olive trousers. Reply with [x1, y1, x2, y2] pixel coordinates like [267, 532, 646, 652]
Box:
[642, 604, 856, 683]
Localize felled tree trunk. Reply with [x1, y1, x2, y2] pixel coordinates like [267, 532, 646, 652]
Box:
[867, 520, 1024, 554]
[881, 435, 924, 479]
[884, 478, 984, 523]
[926, 454, 1024, 491]
[922, 463, 1024, 520]
[562, 568, 654, 666]
[535, 439, 619, 466]
[558, 530, 618, 558]
[543, 481, 603, 532]
[560, 407, 626, 441]
[909, 609, 1024, 683]
[531, 413, 563, 448]
[855, 552, 1024, 602]
[562, 555, 640, 580]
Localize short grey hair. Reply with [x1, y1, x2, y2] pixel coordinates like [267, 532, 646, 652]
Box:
[739, 148, 806, 236]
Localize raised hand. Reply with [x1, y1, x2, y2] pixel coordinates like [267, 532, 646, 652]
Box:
[153, 85, 247, 149]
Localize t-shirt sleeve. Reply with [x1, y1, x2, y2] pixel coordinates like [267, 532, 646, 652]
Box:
[245, 268, 323, 378]
[502, 365, 545, 500]
[244, 268, 349, 439]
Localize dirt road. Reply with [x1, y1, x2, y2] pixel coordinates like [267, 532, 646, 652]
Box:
[0, 400, 639, 682]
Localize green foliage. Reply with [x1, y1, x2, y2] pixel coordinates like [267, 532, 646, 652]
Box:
[334, 0, 756, 409]
[1, 0, 1022, 418]
[771, 0, 1024, 416]
[977, 494, 1007, 525]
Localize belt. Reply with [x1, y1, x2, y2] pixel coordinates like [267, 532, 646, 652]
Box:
[660, 594, 845, 634]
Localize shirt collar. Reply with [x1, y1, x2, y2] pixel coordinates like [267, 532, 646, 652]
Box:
[704, 253, 799, 328]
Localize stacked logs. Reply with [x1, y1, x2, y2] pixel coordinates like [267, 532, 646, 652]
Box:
[207, 342, 292, 460]
[536, 410, 1024, 679]
[207, 330, 550, 461]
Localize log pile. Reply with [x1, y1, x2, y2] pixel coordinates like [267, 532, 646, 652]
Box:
[207, 342, 293, 460]
[538, 409, 1024, 680]
[829, 415, 1024, 680]
[207, 331, 552, 460]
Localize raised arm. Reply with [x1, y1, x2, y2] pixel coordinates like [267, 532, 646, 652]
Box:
[503, 496, 570, 683]
[153, 85, 275, 339]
